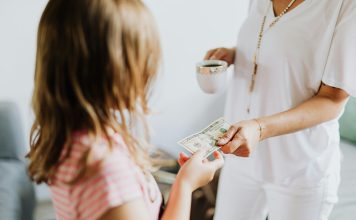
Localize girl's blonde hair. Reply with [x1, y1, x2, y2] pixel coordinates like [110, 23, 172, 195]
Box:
[27, 0, 161, 183]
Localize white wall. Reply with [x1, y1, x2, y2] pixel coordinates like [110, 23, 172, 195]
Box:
[0, 0, 248, 201]
[146, 0, 248, 155]
[0, 0, 47, 139]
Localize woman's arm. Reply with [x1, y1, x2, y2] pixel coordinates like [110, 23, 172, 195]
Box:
[258, 83, 349, 140]
[218, 84, 349, 157]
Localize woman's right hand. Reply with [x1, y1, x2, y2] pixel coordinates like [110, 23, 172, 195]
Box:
[176, 150, 224, 191]
[204, 47, 236, 66]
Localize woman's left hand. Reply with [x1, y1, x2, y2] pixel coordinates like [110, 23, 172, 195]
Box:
[217, 120, 261, 157]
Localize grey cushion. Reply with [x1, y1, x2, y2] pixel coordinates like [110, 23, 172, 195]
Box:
[0, 102, 27, 160]
[339, 97, 356, 144]
[0, 160, 36, 220]
[0, 101, 36, 220]
[330, 140, 356, 220]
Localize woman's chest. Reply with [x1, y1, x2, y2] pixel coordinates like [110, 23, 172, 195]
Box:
[236, 0, 342, 81]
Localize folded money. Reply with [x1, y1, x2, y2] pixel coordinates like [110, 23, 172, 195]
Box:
[178, 118, 230, 158]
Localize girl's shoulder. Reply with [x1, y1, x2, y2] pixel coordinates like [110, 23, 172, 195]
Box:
[49, 131, 154, 220]
[52, 131, 136, 184]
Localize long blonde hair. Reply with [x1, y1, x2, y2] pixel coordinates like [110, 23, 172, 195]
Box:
[27, 0, 161, 184]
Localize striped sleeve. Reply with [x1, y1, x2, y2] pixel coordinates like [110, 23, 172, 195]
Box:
[75, 149, 143, 220]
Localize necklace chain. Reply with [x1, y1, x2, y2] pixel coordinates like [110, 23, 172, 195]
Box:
[247, 0, 298, 114]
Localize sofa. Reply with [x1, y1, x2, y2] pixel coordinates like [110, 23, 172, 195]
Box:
[0, 102, 36, 220]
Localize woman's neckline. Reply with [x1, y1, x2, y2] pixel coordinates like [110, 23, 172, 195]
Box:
[267, 0, 313, 20]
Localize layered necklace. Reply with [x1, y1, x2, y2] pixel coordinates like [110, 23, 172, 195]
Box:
[247, 0, 298, 114]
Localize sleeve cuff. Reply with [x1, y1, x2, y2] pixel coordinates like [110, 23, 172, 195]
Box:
[322, 78, 356, 98]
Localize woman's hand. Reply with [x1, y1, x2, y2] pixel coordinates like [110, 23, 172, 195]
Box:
[204, 47, 236, 66]
[217, 120, 261, 157]
[176, 150, 224, 191]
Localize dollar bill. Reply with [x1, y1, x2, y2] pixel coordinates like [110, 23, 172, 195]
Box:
[178, 118, 231, 158]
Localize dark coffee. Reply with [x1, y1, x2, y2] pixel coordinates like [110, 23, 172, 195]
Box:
[203, 64, 222, 67]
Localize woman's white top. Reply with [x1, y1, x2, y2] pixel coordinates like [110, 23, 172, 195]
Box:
[225, 0, 356, 187]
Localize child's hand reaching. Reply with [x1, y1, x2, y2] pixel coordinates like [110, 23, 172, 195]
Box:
[176, 150, 224, 191]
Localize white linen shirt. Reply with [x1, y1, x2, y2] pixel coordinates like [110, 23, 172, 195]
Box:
[225, 0, 356, 187]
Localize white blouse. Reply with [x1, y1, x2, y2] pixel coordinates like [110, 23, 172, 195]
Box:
[225, 0, 356, 187]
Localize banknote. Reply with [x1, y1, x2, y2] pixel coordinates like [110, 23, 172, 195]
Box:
[178, 118, 231, 158]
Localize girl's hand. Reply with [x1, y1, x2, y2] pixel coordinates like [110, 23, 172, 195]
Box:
[204, 47, 236, 66]
[176, 150, 224, 191]
[217, 120, 260, 157]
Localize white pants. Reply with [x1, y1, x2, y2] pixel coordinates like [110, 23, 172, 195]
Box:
[214, 157, 339, 220]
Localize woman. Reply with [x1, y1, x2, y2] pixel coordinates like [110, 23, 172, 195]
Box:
[204, 0, 356, 219]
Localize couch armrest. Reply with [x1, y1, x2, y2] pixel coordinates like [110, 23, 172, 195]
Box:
[0, 160, 36, 220]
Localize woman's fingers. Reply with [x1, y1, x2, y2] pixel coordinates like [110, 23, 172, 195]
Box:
[220, 134, 244, 154]
[233, 146, 250, 157]
[210, 49, 225, 60]
[204, 47, 235, 65]
[204, 48, 227, 60]
[217, 125, 238, 145]
[204, 49, 217, 60]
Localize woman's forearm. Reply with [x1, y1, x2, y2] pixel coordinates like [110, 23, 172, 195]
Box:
[258, 85, 349, 140]
[161, 178, 192, 220]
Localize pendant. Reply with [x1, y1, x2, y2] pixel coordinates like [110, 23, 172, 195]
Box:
[249, 63, 258, 92]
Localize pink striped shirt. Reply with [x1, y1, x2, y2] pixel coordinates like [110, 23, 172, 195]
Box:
[49, 132, 162, 220]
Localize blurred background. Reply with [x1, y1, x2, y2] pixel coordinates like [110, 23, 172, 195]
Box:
[1, 1, 355, 220]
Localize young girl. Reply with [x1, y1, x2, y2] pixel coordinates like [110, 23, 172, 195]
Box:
[27, 0, 224, 220]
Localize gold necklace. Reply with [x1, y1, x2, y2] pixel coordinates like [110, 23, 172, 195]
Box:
[247, 0, 298, 114]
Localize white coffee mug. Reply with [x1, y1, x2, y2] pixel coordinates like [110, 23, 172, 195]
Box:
[196, 60, 228, 94]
